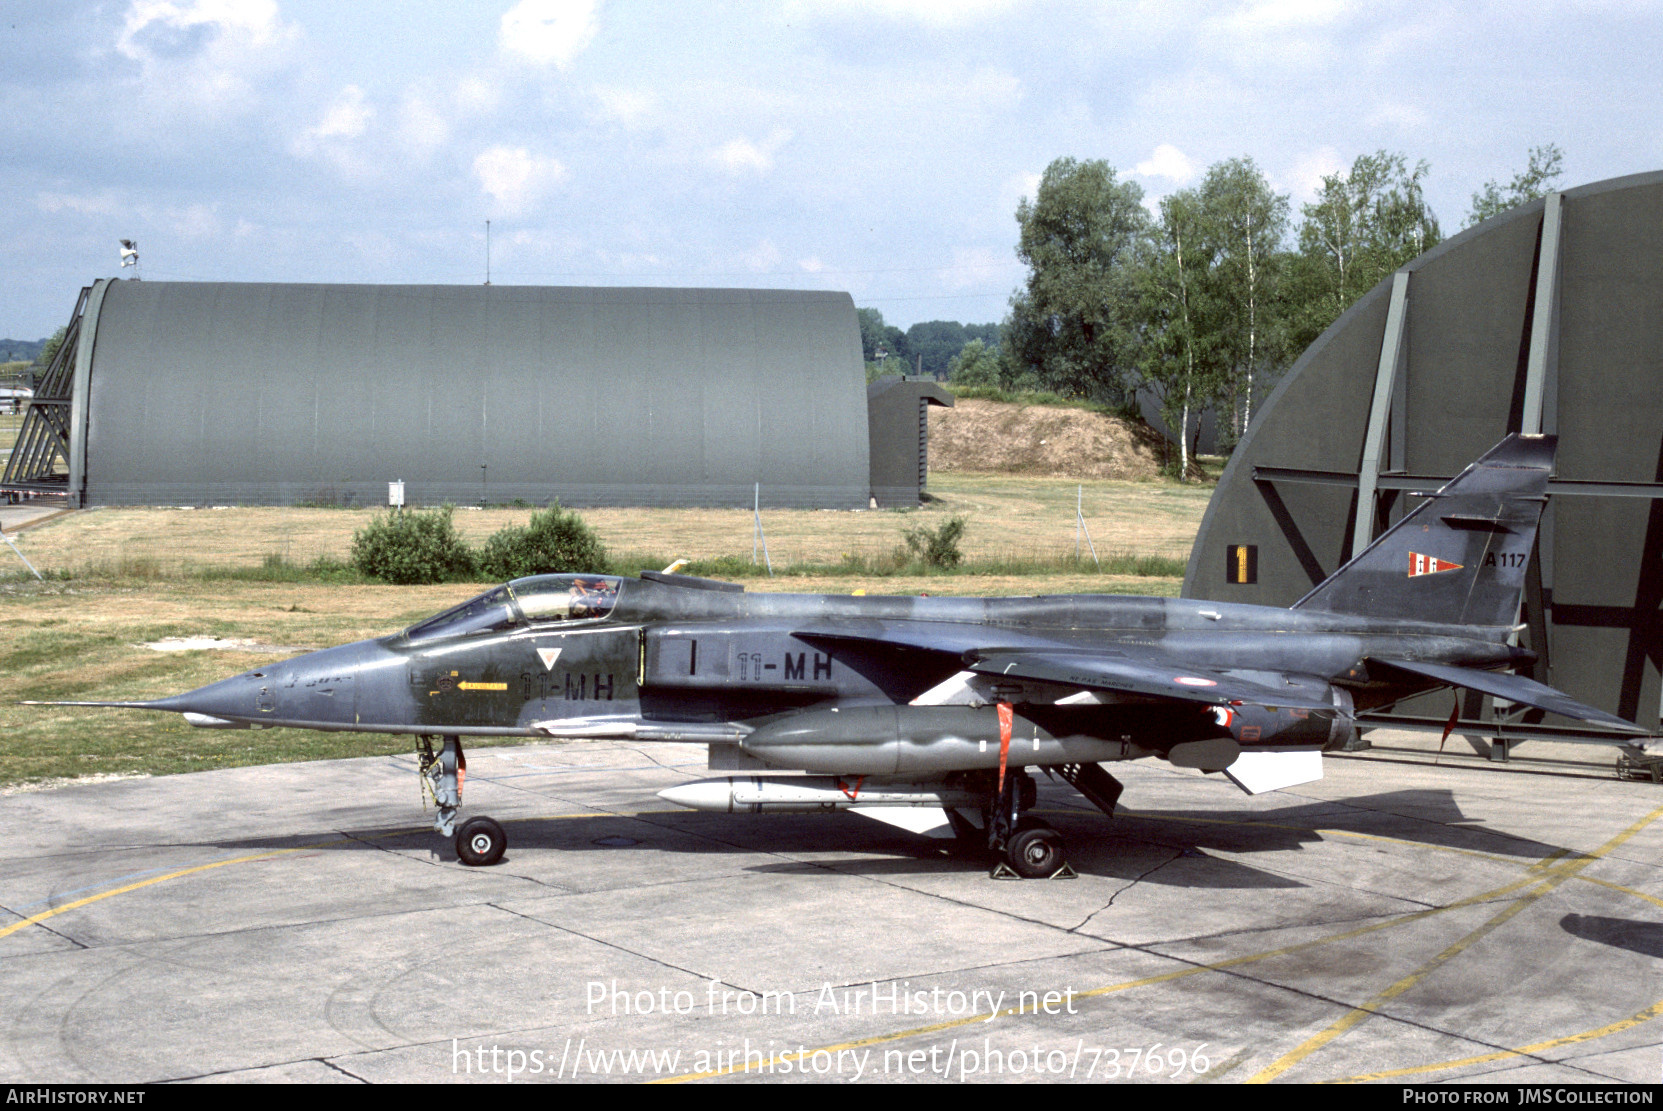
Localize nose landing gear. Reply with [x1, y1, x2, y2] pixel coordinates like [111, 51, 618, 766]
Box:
[418, 734, 509, 866]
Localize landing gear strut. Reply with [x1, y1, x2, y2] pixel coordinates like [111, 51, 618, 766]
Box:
[418, 734, 509, 866]
[977, 768, 1073, 879]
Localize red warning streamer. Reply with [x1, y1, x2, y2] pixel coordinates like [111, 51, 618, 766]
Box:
[1437, 695, 1461, 764]
[996, 702, 1014, 795]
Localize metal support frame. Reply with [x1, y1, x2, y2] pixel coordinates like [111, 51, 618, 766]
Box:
[2, 278, 110, 507]
[1351, 271, 1410, 561]
[1519, 192, 1563, 700]
[2, 286, 87, 498]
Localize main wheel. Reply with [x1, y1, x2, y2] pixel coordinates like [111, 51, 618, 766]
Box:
[455, 816, 507, 866]
[1006, 823, 1065, 878]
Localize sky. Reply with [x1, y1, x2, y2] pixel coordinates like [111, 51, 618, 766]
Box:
[2, 0, 1660, 340]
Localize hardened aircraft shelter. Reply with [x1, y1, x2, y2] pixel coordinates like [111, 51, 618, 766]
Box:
[3, 281, 871, 509]
[1185, 170, 1663, 736]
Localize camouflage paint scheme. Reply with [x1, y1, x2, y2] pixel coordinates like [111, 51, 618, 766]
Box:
[41, 436, 1652, 872]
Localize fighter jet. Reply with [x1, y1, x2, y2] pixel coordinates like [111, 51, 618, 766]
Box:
[36, 434, 1655, 877]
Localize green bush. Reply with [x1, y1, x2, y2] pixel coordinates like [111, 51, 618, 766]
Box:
[902, 515, 967, 569]
[350, 506, 476, 584]
[478, 504, 608, 580]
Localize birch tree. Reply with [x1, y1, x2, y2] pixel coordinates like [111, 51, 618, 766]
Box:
[1197, 158, 1289, 442]
[1467, 143, 1564, 226]
[1286, 151, 1440, 353]
[1137, 190, 1219, 480]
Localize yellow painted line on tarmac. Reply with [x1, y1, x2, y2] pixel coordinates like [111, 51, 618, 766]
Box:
[1248, 802, 1663, 1084]
[0, 822, 461, 944]
[650, 863, 1562, 1084]
[656, 807, 1662, 1086]
[1575, 873, 1663, 910]
[1327, 997, 1663, 1084]
[1319, 873, 1663, 1083]
[0, 847, 306, 942]
[0, 809, 659, 946]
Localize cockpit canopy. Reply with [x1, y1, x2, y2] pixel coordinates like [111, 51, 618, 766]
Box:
[404, 575, 623, 642]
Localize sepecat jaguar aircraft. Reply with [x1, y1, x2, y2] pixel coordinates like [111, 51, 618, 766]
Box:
[36, 434, 1658, 877]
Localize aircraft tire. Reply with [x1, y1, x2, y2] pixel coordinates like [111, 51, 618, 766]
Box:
[456, 816, 507, 866]
[1006, 824, 1065, 878]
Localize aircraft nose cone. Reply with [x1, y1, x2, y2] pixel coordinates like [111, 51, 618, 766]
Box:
[154, 641, 373, 725]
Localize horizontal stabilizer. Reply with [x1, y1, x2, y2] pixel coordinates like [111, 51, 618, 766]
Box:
[1370, 658, 1648, 733]
[1224, 749, 1324, 794]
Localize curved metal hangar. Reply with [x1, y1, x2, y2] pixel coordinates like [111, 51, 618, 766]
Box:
[1187, 170, 1663, 736]
[5, 282, 870, 509]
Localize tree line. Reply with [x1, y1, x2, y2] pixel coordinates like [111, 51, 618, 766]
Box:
[929, 144, 1564, 476]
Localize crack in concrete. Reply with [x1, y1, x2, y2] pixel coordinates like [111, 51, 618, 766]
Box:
[317, 1056, 368, 1083]
[485, 901, 730, 993]
[1069, 847, 1183, 933]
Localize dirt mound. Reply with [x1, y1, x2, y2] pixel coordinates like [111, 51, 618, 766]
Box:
[927, 398, 1168, 479]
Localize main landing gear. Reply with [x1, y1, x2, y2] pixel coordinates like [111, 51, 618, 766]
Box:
[947, 769, 1073, 879]
[418, 734, 507, 866]
[947, 763, 1125, 879]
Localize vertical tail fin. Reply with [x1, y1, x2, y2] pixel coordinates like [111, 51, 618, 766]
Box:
[1291, 434, 1556, 627]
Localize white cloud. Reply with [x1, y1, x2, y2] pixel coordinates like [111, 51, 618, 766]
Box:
[289, 86, 378, 173]
[1001, 170, 1043, 213]
[591, 86, 656, 128]
[942, 246, 1017, 291]
[1366, 99, 1429, 130]
[499, 0, 598, 67]
[311, 85, 373, 140]
[712, 128, 793, 175]
[455, 76, 503, 115]
[787, 0, 1016, 26]
[114, 0, 299, 110]
[741, 240, 783, 272]
[473, 145, 569, 213]
[35, 191, 122, 216]
[1220, 0, 1349, 33]
[169, 203, 221, 239]
[1281, 145, 1348, 202]
[797, 257, 826, 273]
[117, 0, 291, 58]
[397, 93, 450, 157]
[1136, 143, 1198, 184]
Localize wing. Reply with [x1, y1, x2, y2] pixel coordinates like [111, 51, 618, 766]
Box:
[964, 648, 1338, 711]
[795, 623, 1336, 710]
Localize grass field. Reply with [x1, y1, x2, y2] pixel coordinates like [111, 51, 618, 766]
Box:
[2, 472, 1208, 577]
[0, 472, 1213, 787]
